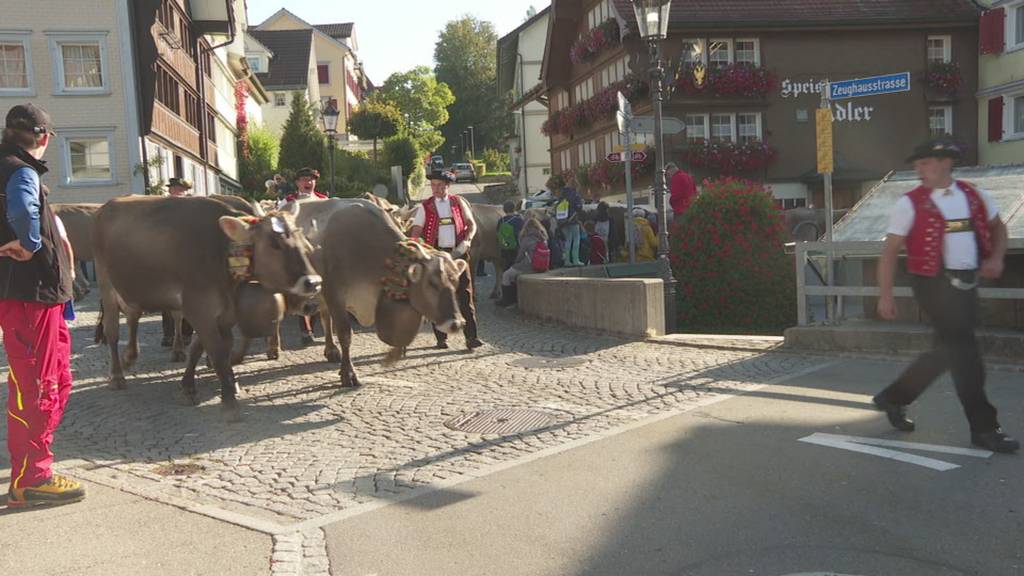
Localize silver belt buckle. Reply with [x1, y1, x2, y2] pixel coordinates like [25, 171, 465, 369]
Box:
[946, 272, 978, 291]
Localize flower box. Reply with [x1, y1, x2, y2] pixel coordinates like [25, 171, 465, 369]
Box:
[542, 75, 649, 138]
[926, 62, 961, 98]
[675, 63, 776, 99]
[684, 139, 778, 174]
[569, 18, 621, 65]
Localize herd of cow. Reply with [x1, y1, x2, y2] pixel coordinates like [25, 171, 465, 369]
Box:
[55, 193, 512, 421]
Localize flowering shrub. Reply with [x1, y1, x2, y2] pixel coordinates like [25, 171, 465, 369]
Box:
[676, 63, 776, 98]
[684, 139, 777, 174]
[670, 177, 796, 334]
[926, 62, 961, 97]
[234, 80, 250, 159]
[542, 76, 649, 137]
[569, 18, 621, 65]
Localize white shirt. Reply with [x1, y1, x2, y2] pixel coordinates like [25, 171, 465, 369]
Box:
[887, 182, 998, 270]
[412, 195, 475, 249]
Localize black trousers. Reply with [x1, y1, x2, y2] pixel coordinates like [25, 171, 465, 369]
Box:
[161, 311, 193, 341]
[878, 272, 999, 433]
[433, 253, 478, 344]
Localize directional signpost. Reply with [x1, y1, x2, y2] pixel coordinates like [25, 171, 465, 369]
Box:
[817, 71, 910, 323]
[617, 91, 636, 264]
[628, 115, 685, 136]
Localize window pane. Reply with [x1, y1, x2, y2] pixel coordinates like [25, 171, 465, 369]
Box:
[681, 40, 704, 65]
[0, 42, 28, 89]
[1015, 96, 1024, 134]
[711, 114, 733, 143]
[684, 114, 707, 143]
[735, 40, 757, 64]
[927, 38, 948, 64]
[738, 113, 759, 143]
[1017, 7, 1024, 45]
[69, 138, 111, 181]
[709, 41, 731, 68]
[61, 43, 103, 89]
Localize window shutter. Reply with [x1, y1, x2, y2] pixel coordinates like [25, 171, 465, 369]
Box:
[988, 97, 1004, 142]
[980, 8, 1006, 55]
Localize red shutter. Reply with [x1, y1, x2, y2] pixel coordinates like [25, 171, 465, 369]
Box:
[317, 64, 329, 84]
[988, 97, 1004, 142]
[979, 8, 1006, 55]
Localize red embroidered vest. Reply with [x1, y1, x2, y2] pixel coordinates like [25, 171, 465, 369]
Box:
[904, 180, 992, 277]
[422, 195, 467, 248]
[285, 191, 327, 202]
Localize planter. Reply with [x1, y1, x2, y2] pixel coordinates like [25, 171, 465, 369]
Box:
[675, 63, 776, 98]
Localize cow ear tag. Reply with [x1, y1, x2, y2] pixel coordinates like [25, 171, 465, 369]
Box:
[271, 216, 287, 234]
[407, 263, 423, 283]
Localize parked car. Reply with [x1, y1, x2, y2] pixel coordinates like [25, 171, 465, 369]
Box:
[450, 162, 477, 183]
[429, 155, 445, 171]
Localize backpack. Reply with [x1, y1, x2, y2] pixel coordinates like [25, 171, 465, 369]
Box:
[497, 218, 518, 251]
[531, 239, 551, 272]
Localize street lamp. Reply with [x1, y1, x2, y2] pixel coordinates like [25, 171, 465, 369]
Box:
[467, 125, 476, 160]
[631, 0, 677, 334]
[321, 100, 340, 196]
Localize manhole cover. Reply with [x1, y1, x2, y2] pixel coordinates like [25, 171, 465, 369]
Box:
[153, 463, 205, 477]
[445, 408, 559, 434]
[509, 356, 587, 369]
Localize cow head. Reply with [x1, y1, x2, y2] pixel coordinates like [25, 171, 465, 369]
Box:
[219, 208, 322, 298]
[402, 246, 467, 334]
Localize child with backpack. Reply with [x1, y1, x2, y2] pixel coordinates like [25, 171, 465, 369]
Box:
[585, 220, 608, 265]
[498, 217, 549, 307]
[496, 200, 524, 272]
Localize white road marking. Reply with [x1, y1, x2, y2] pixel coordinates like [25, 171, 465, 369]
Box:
[799, 432, 993, 472]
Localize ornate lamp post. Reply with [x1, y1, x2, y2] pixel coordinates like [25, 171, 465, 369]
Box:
[631, 0, 677, 334]
[321, 100, 340, 195]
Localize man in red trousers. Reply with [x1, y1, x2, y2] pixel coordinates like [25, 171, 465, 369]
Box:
[0, 103, 84, 507]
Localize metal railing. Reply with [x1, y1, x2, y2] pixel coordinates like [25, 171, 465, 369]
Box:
[795, 240, 1024, 326]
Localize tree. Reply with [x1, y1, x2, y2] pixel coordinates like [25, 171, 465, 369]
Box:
[434, 17, 508, 156]
[348, 100, 403, 161]
[372, 66, 454, 156]
[277, 92, 325, 175]
[382, 135, 419, 183]
[238, 125, 279, 198]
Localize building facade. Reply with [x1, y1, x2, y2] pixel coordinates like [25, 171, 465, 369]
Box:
[499, 7, 553, 198]
[537, 0, 981, 211]
[246, 29, 321, 137]
[977, 0, 1024, 166]
[253, 9, 370, 139]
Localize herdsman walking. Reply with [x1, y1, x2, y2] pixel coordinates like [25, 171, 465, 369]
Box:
[873, 139, 1018, 453]
[409, 170, 484, 350]
[0, 103, 86, 506]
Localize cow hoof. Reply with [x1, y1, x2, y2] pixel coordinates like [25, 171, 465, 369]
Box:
[230, 353, 245, 366]
[109, 376, 127, 390]
[324, 348, 341, 364]
[267, 350, 280, 361]
[171, 350, 186, 363]
[221, 404, 243, 423]
[121, 353, 138, 370]
[339, 372, 362, 388]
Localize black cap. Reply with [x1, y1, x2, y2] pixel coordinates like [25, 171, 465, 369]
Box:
[906, 138, 962, 163]
[168, 177, 192, 189]
[426, 170, 456, 183]
[295, 167, 320, 179]
[5, 103, 55, 135]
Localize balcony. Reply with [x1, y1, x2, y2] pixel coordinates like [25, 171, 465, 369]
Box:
[152, 102, 200, 157]
[674, 63, 776, 102]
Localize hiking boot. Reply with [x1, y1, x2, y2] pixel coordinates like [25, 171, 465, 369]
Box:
[872, 394, 915, 432]
[971, 430, 1020, 454]
[8, 474, 86, 508]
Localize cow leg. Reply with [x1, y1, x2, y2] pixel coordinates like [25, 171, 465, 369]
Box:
[231, 336, 251, 366]
[321, 297, 340, 363]
[171, 311, 187, 362]
[94, 300, 106, 344]
[491, 258, 505, 300]
[120, 307, 142, 371]
[179, 338, 204, 406]
[99, 282, 127, 390]
[323, 289, 358, 387]
[267, 321, 280, 360]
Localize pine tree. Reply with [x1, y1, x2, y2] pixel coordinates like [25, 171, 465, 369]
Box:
[277, 92, 326, 176]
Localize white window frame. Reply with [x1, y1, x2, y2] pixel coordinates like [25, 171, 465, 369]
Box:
[1008, 2, 1024, 52]
[708, 39, 733, 68]
[926, 35, 951, 64]
[710, 113, 736, 143]
[680, 38, 707, 67]
[46, 31, 111, 96]
[1007, 92, 1024, 140]
[59, 127, 117, 187]
[684, 113, 709, 143]
[928, 105, 953, 138]
[0, 31, 35, 97]
[274, 92, 287, 107]
[737, 112, 763, 144]
[734, 38, 761, 65]
[560, 149, 572, 172]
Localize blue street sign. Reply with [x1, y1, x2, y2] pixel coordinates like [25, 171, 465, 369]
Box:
[829, 72, 911, 101]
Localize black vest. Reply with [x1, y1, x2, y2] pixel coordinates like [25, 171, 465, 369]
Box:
[0, 143, 73, 304]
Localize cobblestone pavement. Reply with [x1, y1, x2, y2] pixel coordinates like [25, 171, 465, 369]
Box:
[1, 277, 829, 574]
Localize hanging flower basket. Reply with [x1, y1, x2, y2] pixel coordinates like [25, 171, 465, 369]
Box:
[684, 139, 778, 174]
[675, 62, 776, 98]
[542, 75, 649, 138]
[926, 62, 962, 97]
[569, 18, 622, 65]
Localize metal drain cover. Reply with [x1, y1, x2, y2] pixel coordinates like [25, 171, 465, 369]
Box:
[445, 408, 558, 434]
[509, 356, 587, 369]
[153, 462, 205, 477]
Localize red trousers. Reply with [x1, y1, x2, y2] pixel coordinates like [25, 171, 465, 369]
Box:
[1, 301, 72, 492]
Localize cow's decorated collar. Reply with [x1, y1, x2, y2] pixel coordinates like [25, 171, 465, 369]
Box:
[227, 216, 261, 282]
[380, 238, 440, 301]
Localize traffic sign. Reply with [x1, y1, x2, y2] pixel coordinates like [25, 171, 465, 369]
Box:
[628, 115, 685, 135]
[828, 72, 910, 101]
[606, 151, 647, 163]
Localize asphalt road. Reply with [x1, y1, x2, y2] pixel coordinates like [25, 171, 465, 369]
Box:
[325, 358, 1023, 576]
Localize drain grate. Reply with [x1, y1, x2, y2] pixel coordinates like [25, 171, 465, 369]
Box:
[445, 408, 559, 435]
[153, 462, 205, 477]
[509, 356, 587, 370]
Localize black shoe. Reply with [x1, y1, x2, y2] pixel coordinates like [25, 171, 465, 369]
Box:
[971, 430, 1020, 453]
[435, 340, 449, 350]
[465, 337, 484, 350]
[872, 394, 915, 432]
[301, 332, 315, 346]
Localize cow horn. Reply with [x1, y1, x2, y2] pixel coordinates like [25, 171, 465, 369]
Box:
[251, 200, 266, 217]
[408, 241, 431, 260]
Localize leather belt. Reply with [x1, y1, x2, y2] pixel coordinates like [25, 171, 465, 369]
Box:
[944, 269, 978, 290]
[438, 217, 454, 225]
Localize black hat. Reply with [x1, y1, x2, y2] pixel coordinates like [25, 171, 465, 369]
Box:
[426, 170, 456, 183]
[168, 177, 192, 189]
[295, 167, 321, 179]
[5, 103, 55, 135]
[906, 139, 962, 163]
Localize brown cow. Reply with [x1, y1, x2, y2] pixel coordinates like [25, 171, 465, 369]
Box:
[53, 203, 100, 300]
[93, 196, 321, 420]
